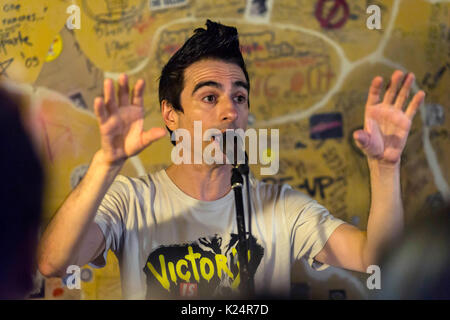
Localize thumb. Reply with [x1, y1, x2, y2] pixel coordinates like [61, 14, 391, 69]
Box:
[353, 130, 370, 152]
[140, 127, 168, 147]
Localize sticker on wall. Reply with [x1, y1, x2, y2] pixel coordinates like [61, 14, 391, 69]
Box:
[309, 113, 343, 140]
[315, 0, 350, 30]
[45, 34, 63, 62]
[80, 268, 93, 282]
[245, 0, 274, 23]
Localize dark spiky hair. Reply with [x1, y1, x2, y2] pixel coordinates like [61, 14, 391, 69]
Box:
[158, 19, 250, 143]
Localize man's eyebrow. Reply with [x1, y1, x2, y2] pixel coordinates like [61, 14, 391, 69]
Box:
[191, 80, 249, 96]
[192, 81, 222, 96]
[234, 80, 249, 92]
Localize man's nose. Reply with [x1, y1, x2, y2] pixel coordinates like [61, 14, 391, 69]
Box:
[220, 97, 238, 123]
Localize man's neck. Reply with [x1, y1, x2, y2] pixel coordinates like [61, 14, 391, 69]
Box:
[165, 164, 233, 201]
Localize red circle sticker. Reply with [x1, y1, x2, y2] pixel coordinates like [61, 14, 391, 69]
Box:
[315, 0, 350, 30]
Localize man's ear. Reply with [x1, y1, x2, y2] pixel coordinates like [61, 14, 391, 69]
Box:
[161, 100, 179, 131]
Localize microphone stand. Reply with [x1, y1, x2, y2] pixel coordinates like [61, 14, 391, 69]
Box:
[239, 157, 255, 296]
[231, 154, 254, 298]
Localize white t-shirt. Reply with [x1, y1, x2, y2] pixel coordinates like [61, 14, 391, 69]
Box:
[90, 169, 345, 299]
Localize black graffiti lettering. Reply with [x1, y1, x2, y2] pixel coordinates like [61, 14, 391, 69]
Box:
[261, 176, 293, 185]
[297, 176, 334, 199]
[24, 56, 39, 68]
[3, 3, 21, 12]
[0, 57, 13, 76]
[422, 65, 447, 90]
[0, 31, 32, 55]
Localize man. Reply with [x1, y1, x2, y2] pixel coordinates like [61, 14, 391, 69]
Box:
[0, 84, 44, 299]
[37, 20, 425, 299]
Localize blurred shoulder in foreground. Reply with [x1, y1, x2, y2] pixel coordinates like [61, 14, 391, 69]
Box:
[378, 204, 450, 299]
[0, 83, 44, 299]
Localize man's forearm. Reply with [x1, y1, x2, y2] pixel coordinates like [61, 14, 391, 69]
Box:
[37, 150, 124, 276]
[363, 159, 404, 268]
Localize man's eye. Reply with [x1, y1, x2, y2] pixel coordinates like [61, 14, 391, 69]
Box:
[234, 95, 247, 104]
[202, 95, 216, 103]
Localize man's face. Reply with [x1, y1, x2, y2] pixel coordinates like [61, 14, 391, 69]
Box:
[175, 59, 249, 161]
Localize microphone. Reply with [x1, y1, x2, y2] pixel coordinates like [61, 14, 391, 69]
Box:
[220, 131, 247, 167]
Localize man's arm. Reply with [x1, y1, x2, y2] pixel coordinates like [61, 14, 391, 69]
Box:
[313, 70, 425, 273]
[313, 162, 402, 272]
[37, 75, 167, 277]
[37, 150, 122, 277]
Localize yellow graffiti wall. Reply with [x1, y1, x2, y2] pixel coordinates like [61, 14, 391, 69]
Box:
[1, 0, 448, 299]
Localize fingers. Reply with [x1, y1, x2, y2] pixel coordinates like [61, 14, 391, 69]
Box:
[405, 90, 426, 120]
[394, 73, 414, 111]
[118, 74, 129, 107]
[104, 78, 118, 114]
[366, 76, 383, 106]
[104, 74, 144, 109]
[140, 127, 168, 147]
[94, 97, 107, 124]
[377, 70, 424, 119]
[132, 79, 145, 107]
[383, 70, 404, 105]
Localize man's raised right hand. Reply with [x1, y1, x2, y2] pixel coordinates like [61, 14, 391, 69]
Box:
[93, 73, 167, 166]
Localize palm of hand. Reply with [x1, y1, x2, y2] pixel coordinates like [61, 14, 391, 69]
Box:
[99, 105, 146, 159]
[94, 75, 167, 165]
[354, 71, 425, 166]
[364, 105, 411, 164]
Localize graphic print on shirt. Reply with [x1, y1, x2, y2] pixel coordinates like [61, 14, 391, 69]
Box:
[143, 233, 264, 299]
